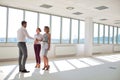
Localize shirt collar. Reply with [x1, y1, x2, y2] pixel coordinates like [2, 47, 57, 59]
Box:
[22, 26, 26, 29]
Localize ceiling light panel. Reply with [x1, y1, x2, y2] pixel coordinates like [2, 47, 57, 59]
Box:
[100, 19, 108, 21]
[66, 7, 74, 10]
[40, 4, 53, 8]
[73, 12, 83, 15]
[95, 6, 109, 10]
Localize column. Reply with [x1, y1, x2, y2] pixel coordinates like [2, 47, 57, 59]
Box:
[84, 17, 93, 56]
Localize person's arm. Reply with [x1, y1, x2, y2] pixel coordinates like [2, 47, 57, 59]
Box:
[34, 35, 38, 44]
[40, 34, 43, 41]
[47, 33, 51, 50]
[23, 29, 34, 39]
[36, 34, 43, 41]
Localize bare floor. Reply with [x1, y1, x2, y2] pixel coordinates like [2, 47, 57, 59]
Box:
[0, 53, 120, 80]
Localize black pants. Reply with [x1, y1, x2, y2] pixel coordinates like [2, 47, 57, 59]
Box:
[34, 44, 41, 64]
[17, 42, 27, 70]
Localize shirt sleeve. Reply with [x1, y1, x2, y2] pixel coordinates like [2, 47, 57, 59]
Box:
[37, 34, 43, 41]
[41, 34, 43, 39]
[23, 29, 34, 39]
[34, 34, 37, 39]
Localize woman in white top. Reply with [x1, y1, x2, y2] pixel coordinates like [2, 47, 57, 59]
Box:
[34, 28, 43, 68]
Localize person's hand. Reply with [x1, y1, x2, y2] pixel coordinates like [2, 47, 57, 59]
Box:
[34, 39, 38, 44]
[36, 38, 39, 41]
[47, 44, 50, 50]
[34, 40, 37, 44]
[40, 38, 43, 41]
[47, 47, 50, 50]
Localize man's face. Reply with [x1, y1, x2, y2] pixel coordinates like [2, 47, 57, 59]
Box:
[23, 23, 27, 28]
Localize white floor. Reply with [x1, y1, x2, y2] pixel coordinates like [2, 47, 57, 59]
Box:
[0, 53, 120, 80]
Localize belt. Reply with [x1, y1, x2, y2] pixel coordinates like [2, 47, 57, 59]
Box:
[43, 41, 48, 42]
[18, 42, 26, 43]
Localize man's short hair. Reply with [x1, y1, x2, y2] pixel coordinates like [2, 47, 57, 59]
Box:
[21, 21, 27, 25]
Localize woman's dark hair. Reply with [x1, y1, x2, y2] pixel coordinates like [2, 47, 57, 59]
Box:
[37, 27, 41, 32]
[44, 26, 49, 33]
[21, 21, 27, 25]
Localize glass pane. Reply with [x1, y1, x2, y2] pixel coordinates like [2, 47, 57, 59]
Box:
[104, 25, 109, 44]
[8, 8, 23, 42]
[99, 24, 104, 44]
[71, 19, 78, 44]
[114, 27, 117, 44]
[39, 13, 50, 34]
[80, 21, 85, 43]
[93, 23, 98, 44]
[0, 6, 7, 42]
[51, 16, 61, 43]
[25, 11, 37, 42]
[118, 28, 120, 44]
[61, 18, 70, 43]
[109, 26, 113, 44]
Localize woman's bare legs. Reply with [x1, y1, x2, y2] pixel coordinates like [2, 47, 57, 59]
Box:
[43, 56, 49, 70]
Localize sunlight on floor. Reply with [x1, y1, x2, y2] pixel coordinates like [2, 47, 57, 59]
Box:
[49, 62, 58, 73]
[54, 60, 75, 71]
[95, 54, 120, 62]
[1, 54, 120, 80]
[111, 54, 120, 58]
[79, 58, 104, 66]
[67, 59, 89, 68]
[0, 65, 17, 80]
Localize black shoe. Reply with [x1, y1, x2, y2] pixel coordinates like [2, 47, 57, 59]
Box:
[46, 65, 50, 70]
[21, 69, 30, 73]
[42, 66, 47, 70]
[19, 70, 22, 72]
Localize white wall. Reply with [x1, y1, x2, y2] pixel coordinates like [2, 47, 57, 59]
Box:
[93, 44, 120, 54]
[0, 44, 85, 60]
[0, 43, 120, 60]
[93, 45, 113, 54]
[113, 45, 120, 52]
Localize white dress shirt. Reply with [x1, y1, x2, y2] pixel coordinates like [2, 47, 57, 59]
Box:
[17, 27, 33, 42]
[34, 33, 43, 44]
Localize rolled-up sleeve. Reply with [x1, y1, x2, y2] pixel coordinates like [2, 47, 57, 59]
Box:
[23, 29, 34, 39]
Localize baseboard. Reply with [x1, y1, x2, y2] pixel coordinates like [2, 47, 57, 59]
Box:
[0, 58, 17, 62]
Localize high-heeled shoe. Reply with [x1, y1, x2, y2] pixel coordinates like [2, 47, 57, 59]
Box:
[35, 64, 40, 68]
[37, 64, 40, 68]
[46, 65, 50, 70]
[42, 66, 47, 70]
[35, 64, 37, 68]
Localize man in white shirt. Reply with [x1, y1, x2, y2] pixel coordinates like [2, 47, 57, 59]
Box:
[17, 21, 33, 73]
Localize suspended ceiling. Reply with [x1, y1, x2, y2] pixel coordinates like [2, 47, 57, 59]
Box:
[0, 0, 120, 26]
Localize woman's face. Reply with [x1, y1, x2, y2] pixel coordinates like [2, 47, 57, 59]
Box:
[36, 29, 40, 33]
[44, 28, 47, 32]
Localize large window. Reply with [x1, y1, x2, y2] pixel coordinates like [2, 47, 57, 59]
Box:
[1, 5, 120, 45]
[61, 18, 70, 43]
[104, 25, 109, 44]
[25, 11, 37, 42]
[114, 27, 117, 44]
[118, 28, 120, 44]
[93, 24, 117, 44]
[71, 19, 78, 44]
[79, 21, 85, 43]
[109, 26, 113, 44]
[99, 24, 104, 44]
[39, 13, 50, 34]
[0, 6, 7, 42]
[51, 16, 61, 43]
[93, 23, 99, 44]
[8, 8, 23, 42]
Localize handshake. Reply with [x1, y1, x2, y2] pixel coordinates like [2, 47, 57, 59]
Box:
[34, 38, 42, 44]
